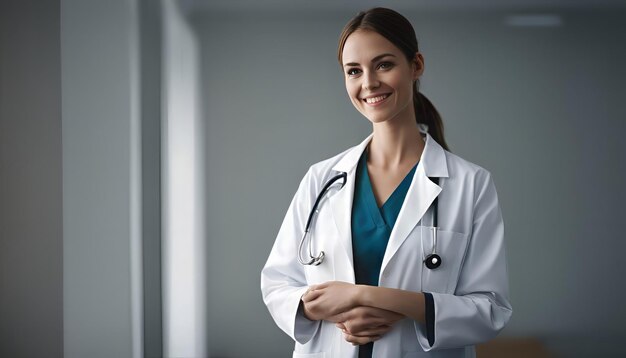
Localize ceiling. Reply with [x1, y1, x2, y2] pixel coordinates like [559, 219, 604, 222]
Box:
[185, 0, 626, 13]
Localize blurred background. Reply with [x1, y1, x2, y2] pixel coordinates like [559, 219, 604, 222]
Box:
[1, 0, 625, 357]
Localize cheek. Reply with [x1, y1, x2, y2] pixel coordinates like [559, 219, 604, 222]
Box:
[384, 69, 411, 91]
[346, 83, 361, 105]
[391, 79, 413, 104]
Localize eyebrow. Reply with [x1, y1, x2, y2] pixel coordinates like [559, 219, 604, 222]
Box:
[343, 53, 396, 67]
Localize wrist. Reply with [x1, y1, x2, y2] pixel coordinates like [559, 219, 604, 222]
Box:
[354, 284, 368, 307]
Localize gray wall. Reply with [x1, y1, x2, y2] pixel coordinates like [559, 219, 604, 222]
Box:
[61, 0, 144, 356]
[0, 1, 63, 357]
[1, 0, 162, 357]
[62, 0, 164, 356]
[140, 1, 163, 357]
[194, 9, 626, 357]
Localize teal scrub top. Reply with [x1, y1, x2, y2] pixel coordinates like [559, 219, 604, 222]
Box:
[351, 150, 418, 286]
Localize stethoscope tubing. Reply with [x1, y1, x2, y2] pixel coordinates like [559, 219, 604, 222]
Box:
[298, 172, 442, 269]
[424, 177, 442, 269]
[298, 172, 347, 265]
[304, 172, 347, 235]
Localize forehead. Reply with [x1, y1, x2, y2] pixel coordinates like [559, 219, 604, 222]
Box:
[342, 30, 402, 64]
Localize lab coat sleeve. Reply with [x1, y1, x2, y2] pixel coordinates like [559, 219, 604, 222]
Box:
[416, 170, 513, 351]
[261, 168, 322, 344]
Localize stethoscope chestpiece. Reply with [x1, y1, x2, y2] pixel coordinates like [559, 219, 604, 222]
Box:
[312, 251, 325, 266]
[424, 254, 442, 270]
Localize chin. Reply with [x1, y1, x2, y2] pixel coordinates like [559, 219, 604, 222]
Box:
[361, 111, 393, 124]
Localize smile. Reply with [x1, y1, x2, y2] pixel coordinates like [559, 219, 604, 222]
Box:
[363, 93, 391, 105]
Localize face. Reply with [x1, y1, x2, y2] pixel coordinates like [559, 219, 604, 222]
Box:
[341, 30, 424, 125]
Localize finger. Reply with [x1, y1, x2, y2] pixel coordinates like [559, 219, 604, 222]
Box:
[353, 305, 404, 322]
[346, 325, 391, 337]
[301, 291, 312, 303]
[355, 317, 388, 329]
[325, 312, 344, 323]
[302, 305, 319, 321]
[316, 281, 331, 289]
[327, 307, 356, 323]
[301, 287, 322, 302]
[344, 318, 385, 334]
[346, 310, 402, 331]
[343, 333, 380, 346]
[302, 289, 323, 302]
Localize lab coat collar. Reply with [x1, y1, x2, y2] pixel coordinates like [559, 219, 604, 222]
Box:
[328, 124, 449, 279]
[331, 123, 449, 178]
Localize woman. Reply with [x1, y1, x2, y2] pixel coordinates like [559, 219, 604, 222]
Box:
[261, 7, 512, 358]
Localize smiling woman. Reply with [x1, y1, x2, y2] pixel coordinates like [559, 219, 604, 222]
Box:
[342, 31, 418, 127]
[261, 7, 512, 358]
[337, 8, 449, 152]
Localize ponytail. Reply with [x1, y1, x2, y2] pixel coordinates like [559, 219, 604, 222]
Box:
[413, 83, 449, 151]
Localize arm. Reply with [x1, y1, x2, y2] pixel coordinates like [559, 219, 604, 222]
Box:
[331, 306, 402, 345]
[303, 170, 512, 350]
[302, 284, 406, 345]
[358, 286, 426, 324]
[261, 168, 321, 344]
[304, 281, 427, 323]
[414, 170, 512, 350]
[354, 287, 435, 346]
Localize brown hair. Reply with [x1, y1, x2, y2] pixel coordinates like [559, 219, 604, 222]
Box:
[337, 7, 450, 151]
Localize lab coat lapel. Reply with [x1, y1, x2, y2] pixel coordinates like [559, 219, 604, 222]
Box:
[380, 132, 449, 274]
[327, 169, 356, 280]
[329, 134, 373, 280]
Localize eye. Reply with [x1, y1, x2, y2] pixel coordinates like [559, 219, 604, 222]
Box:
[378, 61, 394, 70]
[346, 68, 361, 76]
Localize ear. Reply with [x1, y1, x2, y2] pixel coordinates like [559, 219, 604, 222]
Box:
[412, 52, 425, 80]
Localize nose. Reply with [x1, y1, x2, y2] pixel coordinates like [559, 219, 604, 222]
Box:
[362, 71, 380, 90]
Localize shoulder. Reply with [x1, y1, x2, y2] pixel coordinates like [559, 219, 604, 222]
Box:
[443, 150, 501, 215]
[445, 151, 492, 180]
[289, 145, 357, 206]
[300, 145, 356, 187]
[443, 150, 497, 200]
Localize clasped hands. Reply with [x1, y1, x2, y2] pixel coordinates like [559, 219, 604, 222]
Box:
[301, 281, 403, 346]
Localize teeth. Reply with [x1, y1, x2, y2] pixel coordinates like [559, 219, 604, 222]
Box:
[365, 94, 389, 104]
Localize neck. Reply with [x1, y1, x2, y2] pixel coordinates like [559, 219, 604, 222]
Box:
[368, 112, 425, 169]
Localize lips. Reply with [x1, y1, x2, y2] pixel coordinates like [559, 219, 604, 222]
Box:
[362, 93, 391, 105]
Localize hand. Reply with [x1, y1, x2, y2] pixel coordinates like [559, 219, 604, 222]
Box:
[328, 306, 404, 345]
[301, 281, 360, 321]
[341, 330, 385, 346]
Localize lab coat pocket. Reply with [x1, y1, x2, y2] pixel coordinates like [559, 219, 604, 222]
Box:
[292, 352, 326, 358]
[420, 227, 469, 293]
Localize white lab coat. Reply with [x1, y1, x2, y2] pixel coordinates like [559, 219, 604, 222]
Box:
[261, 125, 512, 358]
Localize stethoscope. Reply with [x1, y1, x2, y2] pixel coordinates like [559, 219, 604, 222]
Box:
[297, 172, 443, 270]
[297, 172, 347, 266]
[423, 177, 441, 269]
